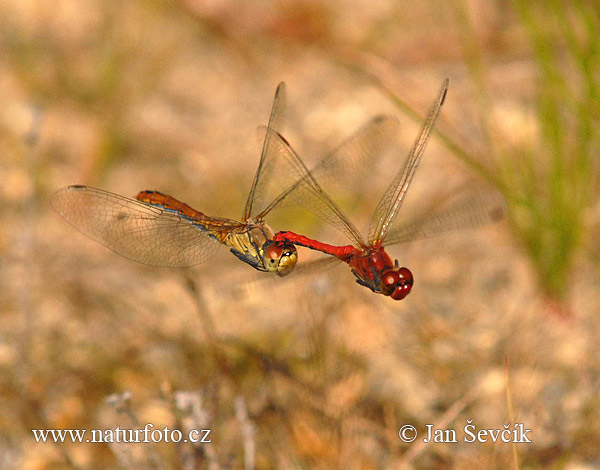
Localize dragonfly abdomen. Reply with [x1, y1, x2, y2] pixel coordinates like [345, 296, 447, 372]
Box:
[136, 190, 237, 241]
[136, 190, 210, 221]
[274, 231, 356, 260]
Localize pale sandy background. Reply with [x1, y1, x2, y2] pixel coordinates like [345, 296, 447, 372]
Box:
[1, 1, 599, 468]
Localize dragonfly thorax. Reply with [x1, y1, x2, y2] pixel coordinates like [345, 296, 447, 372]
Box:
[348, 247, 414, 300]
[224, 222, 298, 276]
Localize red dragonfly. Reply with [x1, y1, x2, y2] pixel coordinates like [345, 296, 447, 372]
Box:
[273, 79, 504, 300]
[52, 83, 303, 276]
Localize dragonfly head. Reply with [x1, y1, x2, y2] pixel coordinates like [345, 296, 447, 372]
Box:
[380, 262, 413, 300]
[262, 241, 298, 277]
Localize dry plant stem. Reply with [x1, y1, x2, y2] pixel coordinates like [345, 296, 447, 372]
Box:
[17, 109, 88, 469]
[227, 339, 341, 421]
[105, 392, 167, 470]
[182, 270, 218, 345]
[449, 0, 494, 146]
[174, 391, 221, 470]
[18, 106, 42, 376]
[505, 355, 521, 470]
[234, 396, 256, 470]
[169, 390, 195, 470]
[23, 397, 85, 470]
[398, 386, 480, 467]
[54, 447, 85, 470]
[181, 270, 233, 381]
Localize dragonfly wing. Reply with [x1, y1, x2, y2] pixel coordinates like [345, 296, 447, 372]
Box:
[52, 185, 223, 267]
[256, 128, 366, 246]
[243, 82, 287, 221]
[256, 116, 402, 247]
[368, 79, 449, 244]
[289, 253, 342, 274]
[213, 254, 342, 299]
[301, 115, 402, 201]
[384, 193, 506, 246]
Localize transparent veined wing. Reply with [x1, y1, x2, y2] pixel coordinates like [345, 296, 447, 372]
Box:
[248, 83, 403, 238]
[255, 128, 366, 247]
[384, 192, 506, 247]
[256, 116, 402, 245]
[368, 79, 449, 244]
[244, 82, 287, 221]
[52, 185, 232, 267]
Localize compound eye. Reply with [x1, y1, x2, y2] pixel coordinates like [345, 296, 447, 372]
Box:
[398, 267, 413, 285]
[391, 284, 411, 300]
[382, 271, 401, 287]
[276, 245, 298, 277]
[381, 266, 414, 300]
[390, 267, 414, 300]
[263, 243, 283, 272]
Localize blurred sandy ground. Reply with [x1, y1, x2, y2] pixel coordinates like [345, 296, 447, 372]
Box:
[1, 0, 599, 469]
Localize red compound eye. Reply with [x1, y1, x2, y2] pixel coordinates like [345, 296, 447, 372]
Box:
[264, 243, 283, 261]
[382, 271, 401, 287]
[382, 267, 414, 300]
[398, 267, 413, 283]
[263, 242, 298, 276]
[391, 285, 411, 300]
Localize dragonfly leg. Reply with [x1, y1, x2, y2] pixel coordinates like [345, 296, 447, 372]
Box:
[354, 276, 380, 294]
[230, 248, 267, 272]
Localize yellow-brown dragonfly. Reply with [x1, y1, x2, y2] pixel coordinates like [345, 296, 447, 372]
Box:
[52, 83, 302, 276]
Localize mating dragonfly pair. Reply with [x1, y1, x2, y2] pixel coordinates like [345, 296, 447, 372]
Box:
[52, 80, 503, 301]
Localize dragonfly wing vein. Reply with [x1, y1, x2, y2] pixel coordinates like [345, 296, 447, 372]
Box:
[384, 193, 506, 246]
[244, 82, 287, 220]
[368, 79, 449, 244]
[52, 186, 222, 267]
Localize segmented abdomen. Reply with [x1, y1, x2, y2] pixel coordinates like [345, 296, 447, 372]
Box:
[136, 190, 238, 241]
[273, 231, 356, 260]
